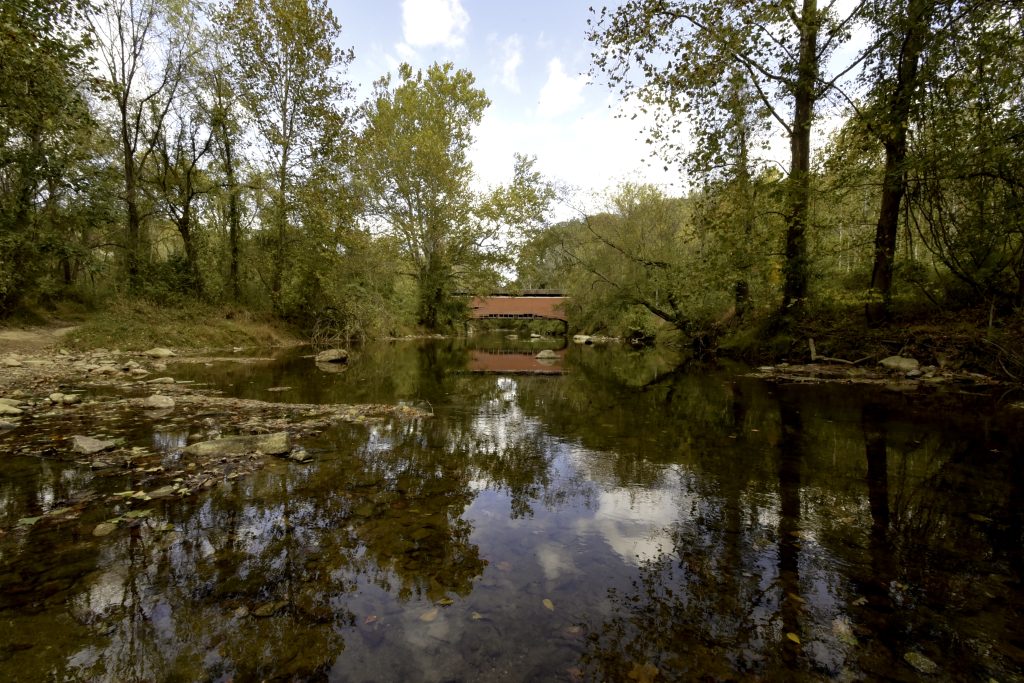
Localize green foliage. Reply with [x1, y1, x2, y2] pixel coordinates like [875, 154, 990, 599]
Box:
[64, 299, 298, 350]
[221, 0, 355, 310]
[518, 183, 781, 342]
[0, 0, 97, 313]
[358, 62, 553, 331]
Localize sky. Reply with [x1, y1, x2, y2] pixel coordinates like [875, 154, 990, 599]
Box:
[330, 0, 679, 211]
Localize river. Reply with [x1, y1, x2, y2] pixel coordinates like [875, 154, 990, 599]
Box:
[1, 335, 1022, 681]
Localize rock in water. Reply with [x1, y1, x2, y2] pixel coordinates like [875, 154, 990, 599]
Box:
[70, 435, 116, 454]
[315, 348, 348, 364]
[879, 356, 920, 373]
[535, 349, 558, 360]
[288, 447, 313, 463]
[142, 394, 175, 410]
[0, 404, 23, 416]
[0, 398, 22, 407]
[904, 652, 938, 675]
[144, 347, 176, 359]
[572, 335, 593, 345]
[184, 432, 291, 457]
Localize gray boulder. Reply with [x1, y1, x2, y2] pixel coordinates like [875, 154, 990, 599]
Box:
[0, 404, 23, 417]
[144, 347, 176, 359]
[142, 394, 175, 410]
[184, 432, 291, 457]
[315, 348, 348, 364]
[879, 356, 920, 373]
[0, 398, 22, 407]
[70, 435, 116, 455]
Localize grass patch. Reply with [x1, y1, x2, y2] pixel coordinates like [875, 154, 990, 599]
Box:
[64, 301, 302, 352]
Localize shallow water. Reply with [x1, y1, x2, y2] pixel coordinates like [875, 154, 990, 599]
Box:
[2, 336, 1023, 681]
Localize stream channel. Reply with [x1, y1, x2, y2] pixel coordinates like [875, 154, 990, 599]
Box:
[1, 334, 1023, 681]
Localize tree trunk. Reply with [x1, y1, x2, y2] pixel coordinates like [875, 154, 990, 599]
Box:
[120, 98, 142, 290]
[866, 0, 931, 326]
[223, 135, 241, 302]
[781, 0, 819, 317]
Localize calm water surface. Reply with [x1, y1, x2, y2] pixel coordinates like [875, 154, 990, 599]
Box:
[1, 336, 1023, 682]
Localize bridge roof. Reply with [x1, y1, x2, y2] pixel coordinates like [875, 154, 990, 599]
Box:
[455, 289, 565, 297]
[468, 294, 567, 321]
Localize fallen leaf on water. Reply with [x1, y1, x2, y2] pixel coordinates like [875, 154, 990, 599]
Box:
[420, 608, 439, 623]
[17, 517, 41, 527]
[852, 596, 868, 607]
[496, 561, 512, 572]
[364, 615, 378, 625]
[627, 662, 659, 683]
[542, 598, 555, 611]
[786, 632, 801, 645]
[436, 597, 454, 607]
[968, 513, 993, 523]
[787, 592, 806, 603]
[470, 611, 483, 621]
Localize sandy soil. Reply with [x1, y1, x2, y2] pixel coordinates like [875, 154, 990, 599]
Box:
[0, 324, 78, 354]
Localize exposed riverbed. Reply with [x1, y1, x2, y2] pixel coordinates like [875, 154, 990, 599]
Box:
[1, 336, 1023, 681]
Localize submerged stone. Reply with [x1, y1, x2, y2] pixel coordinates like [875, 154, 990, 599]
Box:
[535, 349, 558, 360]
[287, 447, 313, 463]
[70, 435, 115, 455]
[142, 394, 175, 410]
[315, 348, 348, 364]
[879, 356, 920, 373]
[904, 652, 938, 675]
[92, 522, 119, 537]
[184, 432, 291, 457]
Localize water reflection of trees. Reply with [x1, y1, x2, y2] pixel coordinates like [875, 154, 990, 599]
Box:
[575, 381, 1024, 681]
[3, 341, 1024, 680]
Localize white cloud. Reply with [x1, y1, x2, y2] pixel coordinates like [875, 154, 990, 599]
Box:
[471, 95, 685, 217]
[500, 35, 523, 93]
[394, 41, 418, 63]
[401, 0, 469, 48]
[536, 58, 587, 119]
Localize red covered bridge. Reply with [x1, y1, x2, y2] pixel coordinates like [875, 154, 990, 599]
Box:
[467, 290, 567, 322]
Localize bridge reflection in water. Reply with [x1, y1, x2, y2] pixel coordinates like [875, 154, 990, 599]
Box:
[466, 348, 566, 374]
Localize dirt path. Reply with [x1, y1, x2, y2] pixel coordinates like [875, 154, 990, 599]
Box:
[0, 325, 78, 354]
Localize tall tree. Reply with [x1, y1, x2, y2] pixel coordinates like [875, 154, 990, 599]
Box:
[358, 62, 553, 330]
[0, 0, 94, 312]
[91, 0, 183, 289]
[204, 46, 245, 302]
[862, 0, 935, 324]
[221, 0, 354, 312]
[588, 0, 864, 319]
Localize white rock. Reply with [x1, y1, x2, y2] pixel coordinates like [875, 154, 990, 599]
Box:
[879, 356, 920, 373]
[142, 394, 175, 410]
[0, 404, 23, 416]
[70, 435, 115, 454]
[144, 347, 176, 359]
[315, 348, 348, 364]
[3, 357, 23, 367]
